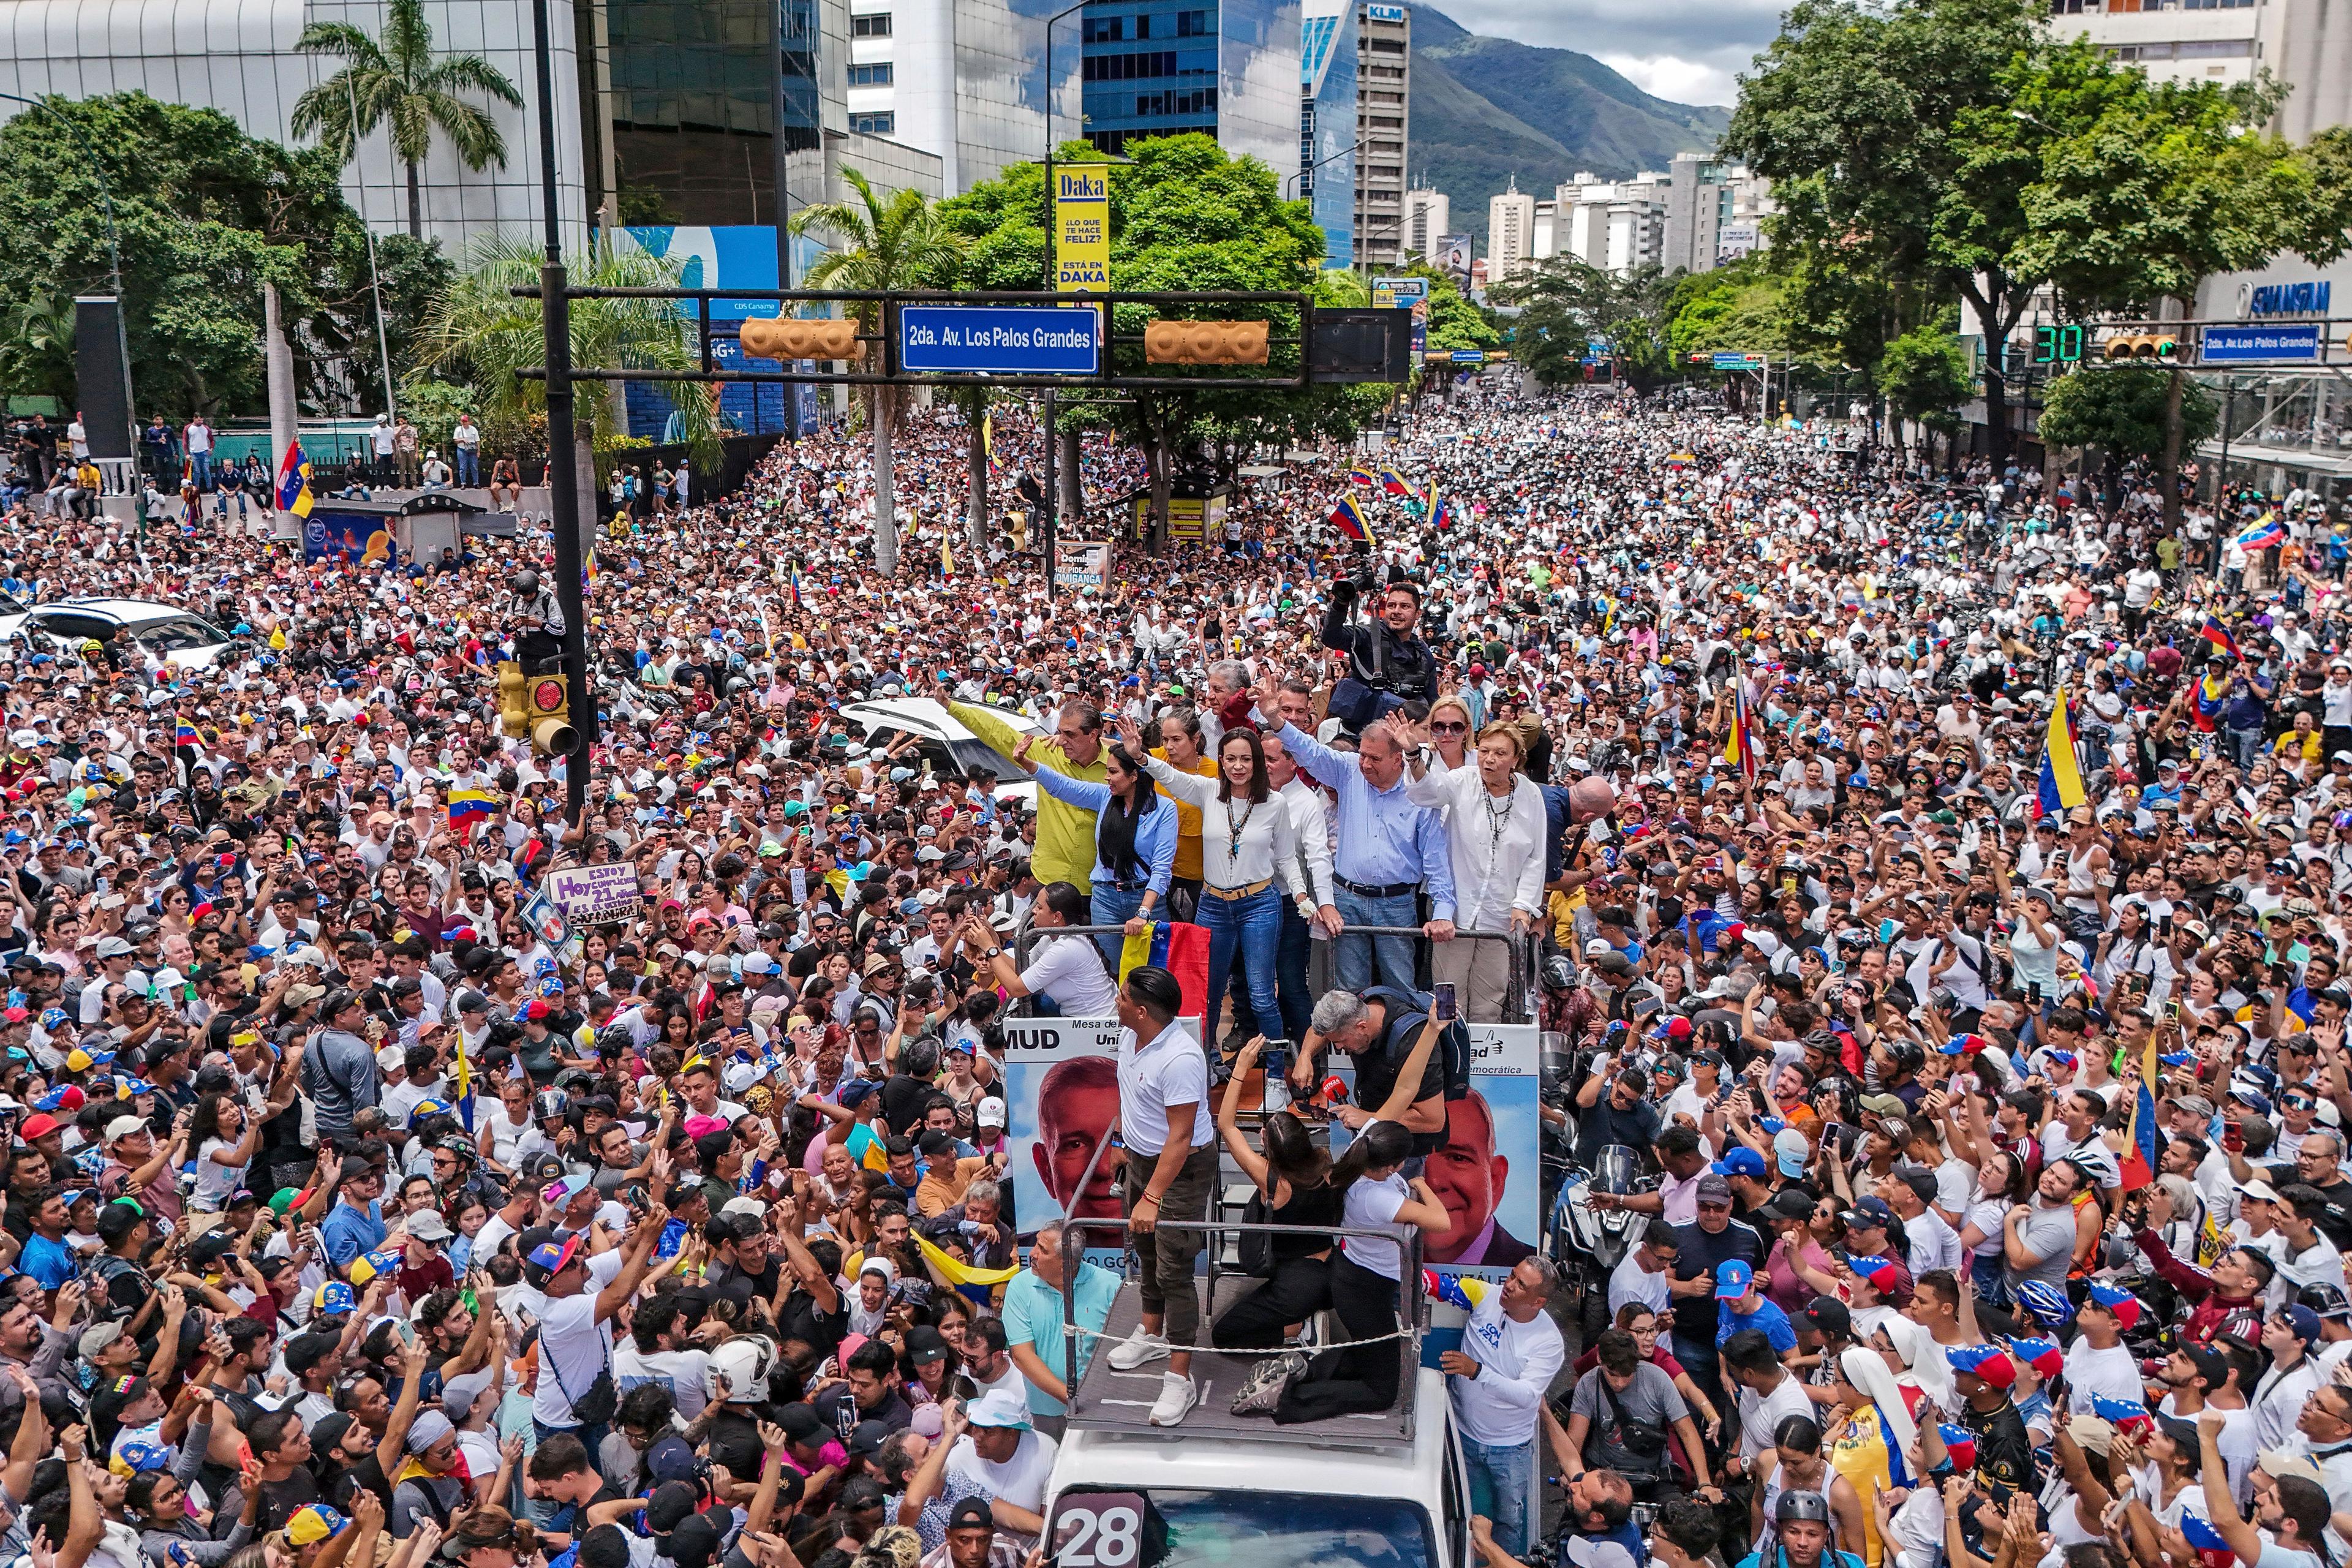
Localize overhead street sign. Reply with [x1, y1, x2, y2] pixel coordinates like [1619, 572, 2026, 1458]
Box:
[1450, 349, 1486, 363]
[899, 306, 1101, 375]
[2200, 323, 2320, 364]
[1713, 352, 1766, 369]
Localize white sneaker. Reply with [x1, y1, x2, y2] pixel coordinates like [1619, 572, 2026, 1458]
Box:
[1107, 1331, 1171, 1371]
[1148, 1371, 1197, 1426]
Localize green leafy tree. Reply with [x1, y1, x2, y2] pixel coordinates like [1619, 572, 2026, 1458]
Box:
[292, 0, 524, 240]
[2018, 67, 2351, 526]
[1875, 323, 1973, 462]
[0, 292, 78, 410]
[418, 233, 721, 496]
[2036, 363, 2217, 503]
[1725, 0, 2052, 464]
[0, 92, 398, 418]
[1498, 257, 1675, 388]
[792, 168, 967, 575]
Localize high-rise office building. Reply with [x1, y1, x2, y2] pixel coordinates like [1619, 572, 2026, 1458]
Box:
[1487, 176, 1534, 282]
[1353, 0, 1408, 268]
[1300, 0, 1356, 266]
[837, 0, 1085, 193]
[1402, 187, 1447, 260]
[1079, 0, 1303, 181]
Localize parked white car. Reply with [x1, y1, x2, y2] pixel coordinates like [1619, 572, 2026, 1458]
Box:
[0, 598, 237, 671]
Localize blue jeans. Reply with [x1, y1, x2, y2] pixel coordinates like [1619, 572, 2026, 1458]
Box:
[1461, 1434, 1537, 1556]
[1200, 884, 1281, 1046]
[1334, 886, 1418, 995]
[1275, 898, 1314, 1041]
[2225, 726, 2264, 769]
[189, 451, 213, 489]
[455, 448, 480, 485]
[1091, 881, 1147, 971]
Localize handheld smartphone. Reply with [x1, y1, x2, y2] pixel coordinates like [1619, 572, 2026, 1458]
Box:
[2027, 981, 2043, 1007]
[1631, 992, 1664, 1021]
[1432, 982, 1458, 1023]
[2223, 1120, 2245, 1153]
[2165, 998, 2181, 1020]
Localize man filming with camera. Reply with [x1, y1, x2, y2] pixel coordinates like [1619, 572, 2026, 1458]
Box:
[510, 568, 567, 673]
[1322, 567, 1436, 733]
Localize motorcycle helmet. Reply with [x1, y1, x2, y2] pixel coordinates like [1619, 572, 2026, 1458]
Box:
[706, 1333, 778, 1405]
[1542, 956, 1576, 992]
[510, 570, 540, 597]
[1774, 1491, 1833, 1525]
[532, 1088, 571, 1123]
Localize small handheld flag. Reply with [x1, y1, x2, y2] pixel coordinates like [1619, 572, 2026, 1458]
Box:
[447, 788, 501, 828]
[1346, 466, 1380, 488]
[2037, 688, 2087, 820]
[1329, 494, 1374, 545]
[275, 440, 314, 519]
[1727, 679, 1759, 786]
[174, 723, 200, 753]
[1378, 467, 1411, 496]
[2237, 513, 2286, 551]
[2199, 617, 2243, 661]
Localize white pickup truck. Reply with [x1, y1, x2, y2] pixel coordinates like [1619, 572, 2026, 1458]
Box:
[1039, 1270, 1482, 1568]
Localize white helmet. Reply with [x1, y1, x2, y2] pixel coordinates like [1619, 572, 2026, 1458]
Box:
[705, 1334, 778, 1405]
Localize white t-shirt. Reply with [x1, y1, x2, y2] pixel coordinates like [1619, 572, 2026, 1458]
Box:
[1904, 1209, 1964, 1278]
[1341, 1172, 1410, 1279]
[2063, 1338, 2146, 1416]
[1608, 1252, 1672, 1318]
[614, 1343, 711, 1420]
[943, 1427, 1058, 1516]
[532, 1248, 626, 1429]
[1117, 1020, 1210, 1156]
[1019, 935, 1117, 1017]
[1738, 1372, 1818, 1461]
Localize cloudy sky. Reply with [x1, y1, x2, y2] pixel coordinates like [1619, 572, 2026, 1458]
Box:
[1428, 0, 1781, 105]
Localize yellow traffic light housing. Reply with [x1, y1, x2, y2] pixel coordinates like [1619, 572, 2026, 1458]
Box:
[2103, 333, 2179, 361]
[738, 317, 865, 362]
[526, 673, 578, 756]
[1144, 319, 1272, 366]
[496, 662, 529, 736]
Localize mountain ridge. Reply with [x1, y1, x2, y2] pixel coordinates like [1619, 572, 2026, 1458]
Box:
[1404, 4, 1733, 256]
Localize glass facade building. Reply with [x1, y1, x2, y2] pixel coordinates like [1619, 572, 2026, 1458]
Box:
[600, 0, 827, 228]
[1298, 0, 1354, 266]
[1080, 0, 1301, 184]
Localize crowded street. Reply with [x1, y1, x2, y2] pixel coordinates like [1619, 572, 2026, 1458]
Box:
[0, 372, 2337, 1568]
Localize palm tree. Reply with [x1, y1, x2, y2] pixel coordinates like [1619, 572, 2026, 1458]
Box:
[291, 0, 524, 241]
[791, 169, 966, 575]
[418, 233, 722, 506]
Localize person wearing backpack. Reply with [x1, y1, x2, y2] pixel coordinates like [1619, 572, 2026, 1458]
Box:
[1292, 986, 1465, 1158]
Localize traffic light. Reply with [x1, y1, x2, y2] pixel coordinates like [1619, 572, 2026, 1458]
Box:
[525, 672, 577, 756]
[1144, 319, 1270, 365]
[738, 317, 865, 362]
[496, 662, 529, 736]
[2103, 333, 2179, 361]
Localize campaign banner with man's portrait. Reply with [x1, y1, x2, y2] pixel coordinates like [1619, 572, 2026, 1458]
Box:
[1330, 1021, 1540, 1285]
[1000, 1015, 1200, 1252]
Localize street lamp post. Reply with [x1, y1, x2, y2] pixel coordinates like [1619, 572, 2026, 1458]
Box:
[1283, 137, 1363, 202]
[0, 91, 136, 486]
[530, 0, 594, 832]
[1040, 0, 1089, 603]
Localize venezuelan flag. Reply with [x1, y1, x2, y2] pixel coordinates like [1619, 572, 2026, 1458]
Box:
[1727, 679, 1758, 785]
[1346, 466, 1380, 487]
[982, 411, 999, 475]
[1431, 489, 1456, 530]
[452, 1031, 475, 1133]
[2036, 689, 2087, 819]
[175, 723, 200, 752]
[1117, 921, 1211, 1020]
[1378, 467, 1411, 496]
[2199, 616, 2242, 660]
[788, 565, 805, 606]
[1329, 494, 1374, 545]
[2237, 513, 2286, 550]
[913, 1232, 1020, 1307]
[275, 440, 314, 519]
[2119, 1035, 2158, 1191]
[447, 788, 501, 828]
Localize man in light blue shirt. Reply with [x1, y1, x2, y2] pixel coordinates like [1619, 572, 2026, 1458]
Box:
[1001, 1219, 1121, 1436]
[1261, 699, 1457, 995]
[318, 1156, 389, 1268]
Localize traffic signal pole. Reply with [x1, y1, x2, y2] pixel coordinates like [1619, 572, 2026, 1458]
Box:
[532, 0, 594, 833]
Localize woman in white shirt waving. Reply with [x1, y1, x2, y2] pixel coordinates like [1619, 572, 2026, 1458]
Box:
[1120, 717, 1302, 1048]
[1396, 710, 1548, 1021]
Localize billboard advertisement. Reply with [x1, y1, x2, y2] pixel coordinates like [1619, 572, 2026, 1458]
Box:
[1000, 1016, 1203, 1256]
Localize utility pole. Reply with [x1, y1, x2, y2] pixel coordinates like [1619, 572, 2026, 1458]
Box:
[531, 0, 593, 831]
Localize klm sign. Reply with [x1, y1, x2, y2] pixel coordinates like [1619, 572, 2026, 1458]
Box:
[2249, 281, 2331, 316]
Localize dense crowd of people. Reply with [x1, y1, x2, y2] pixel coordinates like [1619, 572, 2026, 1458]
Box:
[0, 372, 2339, 1568]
